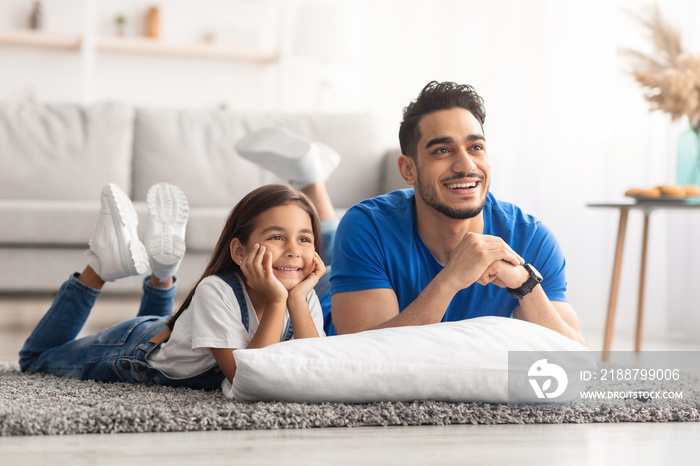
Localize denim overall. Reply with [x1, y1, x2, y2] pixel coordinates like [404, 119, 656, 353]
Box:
[19, 271, 290, 390]
[216, 271, 294, 341]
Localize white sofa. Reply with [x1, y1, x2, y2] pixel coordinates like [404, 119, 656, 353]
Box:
[0, 102, 404, 295]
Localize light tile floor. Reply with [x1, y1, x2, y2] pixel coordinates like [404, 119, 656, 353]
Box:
[1, 297, 699, 466]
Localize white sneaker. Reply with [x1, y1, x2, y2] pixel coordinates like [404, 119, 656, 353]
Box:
[235, 127, 341, 188]
[87, 184, 149, 282]
[146, 183, 189, 282]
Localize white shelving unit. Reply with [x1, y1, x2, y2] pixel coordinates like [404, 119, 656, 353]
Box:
[0, 29, 279, 63]
[0, 0, 287, 106]
[0, 29, 80, 50]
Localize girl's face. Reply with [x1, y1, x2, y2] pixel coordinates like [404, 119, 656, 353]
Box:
[236, 203, 316, 290]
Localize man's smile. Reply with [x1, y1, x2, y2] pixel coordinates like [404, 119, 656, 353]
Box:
[442, 174, 484, 195]
[445, 181, 477, 189]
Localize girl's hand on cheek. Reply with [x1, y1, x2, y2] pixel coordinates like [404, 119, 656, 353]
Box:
[288, 252, 326, 300]
[240, 244, 288, 302]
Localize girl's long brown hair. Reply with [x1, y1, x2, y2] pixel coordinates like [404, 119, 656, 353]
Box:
[168, 184, 322, 330]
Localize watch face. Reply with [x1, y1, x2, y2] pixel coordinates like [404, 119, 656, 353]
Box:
[525, 264, 543, 282]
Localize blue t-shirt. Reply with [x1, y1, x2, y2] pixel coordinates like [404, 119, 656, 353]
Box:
[329, 189, 567, 322]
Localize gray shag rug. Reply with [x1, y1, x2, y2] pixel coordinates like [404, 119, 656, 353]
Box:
[1, 362, 698, 436]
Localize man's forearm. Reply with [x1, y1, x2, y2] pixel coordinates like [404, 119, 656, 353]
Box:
[512, 287, 588, 346]
[371, 270, 460, 330]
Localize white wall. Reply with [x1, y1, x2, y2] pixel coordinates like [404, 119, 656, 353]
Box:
[2, 0, 699, 344]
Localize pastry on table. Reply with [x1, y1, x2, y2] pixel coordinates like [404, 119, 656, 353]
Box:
[624, 184, 700, 199]
[684, 185, 700, 196]
[657, 185, 686, 197]
[624, 187, 661, 198]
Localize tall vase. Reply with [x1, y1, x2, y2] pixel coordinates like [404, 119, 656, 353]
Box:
[676, 124, 700, 187]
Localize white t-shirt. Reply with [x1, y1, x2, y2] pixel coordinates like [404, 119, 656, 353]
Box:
[148, 274, 325, 379]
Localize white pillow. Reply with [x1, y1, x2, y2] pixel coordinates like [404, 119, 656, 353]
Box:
[225, 316, 592, 403]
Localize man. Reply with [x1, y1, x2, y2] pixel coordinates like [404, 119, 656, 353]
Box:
[330, 81, 586, 345]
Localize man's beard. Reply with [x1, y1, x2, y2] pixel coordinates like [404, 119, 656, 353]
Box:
[416, 170, 488, 220]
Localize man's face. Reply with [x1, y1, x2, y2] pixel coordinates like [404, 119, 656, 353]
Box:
[412, 107, 490, 220]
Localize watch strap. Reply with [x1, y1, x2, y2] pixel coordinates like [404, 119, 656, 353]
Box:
[507, 264, 542, 300]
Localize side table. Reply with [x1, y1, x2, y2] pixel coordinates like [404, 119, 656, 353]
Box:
[588, 199, 700, 360]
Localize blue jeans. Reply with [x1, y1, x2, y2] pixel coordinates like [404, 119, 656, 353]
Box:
[19, 274, 224, 390]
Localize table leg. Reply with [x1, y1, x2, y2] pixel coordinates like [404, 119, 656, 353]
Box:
[635, 213, 651, 352]
[603, 208, 629, 361]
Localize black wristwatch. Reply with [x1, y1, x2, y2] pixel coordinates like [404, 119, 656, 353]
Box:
[507, 264, 543, 300]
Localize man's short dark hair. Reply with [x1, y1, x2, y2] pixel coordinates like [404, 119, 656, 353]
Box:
[399, 81, 486, 158]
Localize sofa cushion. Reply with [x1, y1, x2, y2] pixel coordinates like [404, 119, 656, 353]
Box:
[0, 199, 228, 294]
[0, 200, 99, 246]
[185, 206, 229, 252]
[0, 199, 228, 253]
[0, 102, 134, 200]
[132, 109, 389, 208]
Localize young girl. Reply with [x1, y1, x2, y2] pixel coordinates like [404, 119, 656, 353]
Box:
[20, 127, 339, 390]
[151, 183, 328, 385]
